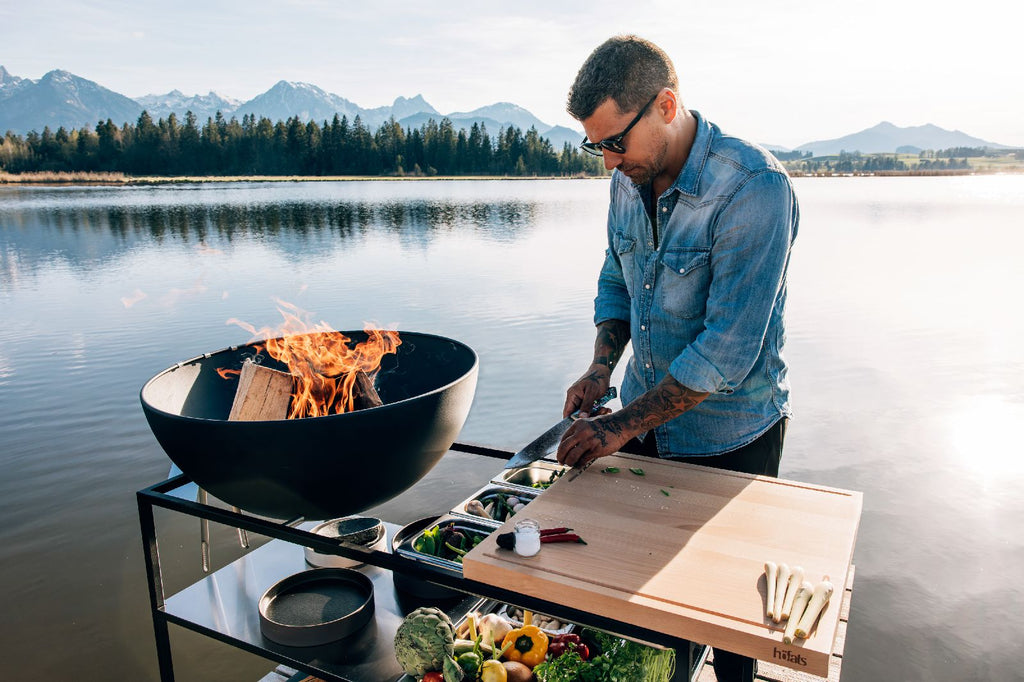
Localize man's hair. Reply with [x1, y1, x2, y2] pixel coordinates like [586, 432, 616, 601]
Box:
[567, 35, 679, 121]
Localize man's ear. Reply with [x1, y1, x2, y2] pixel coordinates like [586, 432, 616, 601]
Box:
[657, 88, 678, 124]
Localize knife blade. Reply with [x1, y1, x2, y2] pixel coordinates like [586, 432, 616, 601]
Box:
[503, 388, 616, 469]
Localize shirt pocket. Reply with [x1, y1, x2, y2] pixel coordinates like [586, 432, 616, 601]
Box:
[612, 232, 637, 294]
[658, 248, 711, 319]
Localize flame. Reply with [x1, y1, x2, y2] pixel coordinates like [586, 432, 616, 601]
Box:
[224, 300, 400, 419]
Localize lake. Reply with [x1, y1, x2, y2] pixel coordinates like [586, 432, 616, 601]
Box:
[1, 176, 1022, 681]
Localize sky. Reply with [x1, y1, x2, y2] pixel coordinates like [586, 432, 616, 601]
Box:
[2, 0, 1021, 149]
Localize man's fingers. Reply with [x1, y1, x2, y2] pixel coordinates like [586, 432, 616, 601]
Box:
[557, 424, 586, 466]
[563, 388, 585, 418]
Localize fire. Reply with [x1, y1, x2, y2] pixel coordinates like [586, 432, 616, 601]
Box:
[224, 300, 401, 419]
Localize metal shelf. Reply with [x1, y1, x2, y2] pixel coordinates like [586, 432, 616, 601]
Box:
[137, 442, 707, 681]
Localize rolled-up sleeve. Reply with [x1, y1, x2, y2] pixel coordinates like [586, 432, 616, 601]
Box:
[668, 170, 797, 393]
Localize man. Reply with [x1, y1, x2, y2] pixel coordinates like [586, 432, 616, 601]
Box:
[556, 36, 799, 682]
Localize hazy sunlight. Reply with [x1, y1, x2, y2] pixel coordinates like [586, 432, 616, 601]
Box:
[946, 396, 1024, 478]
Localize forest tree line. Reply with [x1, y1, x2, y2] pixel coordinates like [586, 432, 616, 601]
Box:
[0, 111, 608, 177]
[783, 150, 973, 174]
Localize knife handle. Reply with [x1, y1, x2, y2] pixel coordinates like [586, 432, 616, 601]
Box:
[571, 387, 617, 419]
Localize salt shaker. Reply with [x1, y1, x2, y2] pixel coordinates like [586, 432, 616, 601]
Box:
[513, 518, 541, 557]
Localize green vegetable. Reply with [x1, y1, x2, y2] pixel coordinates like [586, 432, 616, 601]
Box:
[530, 469, 564, 489]
[601, 467, 620, 474]
[393, 606, 456, 677]
[456, 651, 482, 677]
[443, 654, 464, 682]
[661, 489, 670, 496]
[533, 628, 675, 682]
[414, 525, 440, 555]
[629, 467, 645, 476]
[445, 541, 469, 557]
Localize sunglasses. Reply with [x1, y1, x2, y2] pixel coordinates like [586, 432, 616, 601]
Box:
[579, 93, 660, 157]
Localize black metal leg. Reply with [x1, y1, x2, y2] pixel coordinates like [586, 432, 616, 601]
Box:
[138, 491, 175, 681]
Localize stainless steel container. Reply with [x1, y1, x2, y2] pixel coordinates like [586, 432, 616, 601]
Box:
[394, 513, 498, 575]
[450, 483, 539, 524]
[491, 460, 568, 492]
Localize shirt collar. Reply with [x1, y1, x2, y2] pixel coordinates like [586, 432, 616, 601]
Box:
[670, 109, 712, 198]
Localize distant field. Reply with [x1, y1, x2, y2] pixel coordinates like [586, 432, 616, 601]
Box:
[0, 172, 587, 185]
[782, 150, 1024, 175]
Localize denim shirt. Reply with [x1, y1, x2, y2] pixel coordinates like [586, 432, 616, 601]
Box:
[594, 111, 799, 456]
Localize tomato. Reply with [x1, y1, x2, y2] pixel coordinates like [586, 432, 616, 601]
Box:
[422, 672, 444, 682]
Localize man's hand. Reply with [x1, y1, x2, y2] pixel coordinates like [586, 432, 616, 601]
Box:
[559, 375, 711, 467]
[562, 363, 612, 418]
[556, 412, 632, 468]
[563, 319, 630, 418]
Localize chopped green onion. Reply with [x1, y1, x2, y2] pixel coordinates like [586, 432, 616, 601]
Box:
[661, 489, 670, 496]
[601, 466, 620, 473]
[629, 467, 645, 476]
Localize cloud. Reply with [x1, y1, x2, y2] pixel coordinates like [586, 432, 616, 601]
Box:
[121, 288, 147, 308]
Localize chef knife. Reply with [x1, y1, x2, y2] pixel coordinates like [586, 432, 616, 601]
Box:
[504, 387, 617, 469]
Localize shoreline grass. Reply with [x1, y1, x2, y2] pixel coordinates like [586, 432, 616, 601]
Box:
[0, 171, 604, 186]
[2, 168, 1021, 186]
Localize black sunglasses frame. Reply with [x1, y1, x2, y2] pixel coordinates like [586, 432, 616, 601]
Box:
[580, 92, 660, 157]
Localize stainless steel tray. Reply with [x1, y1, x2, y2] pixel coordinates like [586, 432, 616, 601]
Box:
[491, 460, 568, 492]
[394, 513, 499, 575]
[450, 483, 539, 524]
[496, 603, 575, 636]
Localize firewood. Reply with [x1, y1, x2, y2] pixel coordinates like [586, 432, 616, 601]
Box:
[228, 360, 293, 421]
[351, 370, 384, 410]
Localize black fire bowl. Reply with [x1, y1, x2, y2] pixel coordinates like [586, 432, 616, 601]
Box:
[140, 331, 478, 520]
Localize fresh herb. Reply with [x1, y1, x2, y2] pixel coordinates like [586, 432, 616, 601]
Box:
[533, 628, 675, 682]
[629, 467, 645, 476]
[601, 466, 620, 474]
[531, 469, 565, 489]
[660, 489, 670, 496]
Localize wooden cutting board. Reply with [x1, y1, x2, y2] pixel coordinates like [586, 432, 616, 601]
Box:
[462, 452, 862, 677]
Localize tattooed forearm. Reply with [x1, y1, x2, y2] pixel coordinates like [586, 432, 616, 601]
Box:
[611, 375, 708, 437]
[593, 319, 630, 370]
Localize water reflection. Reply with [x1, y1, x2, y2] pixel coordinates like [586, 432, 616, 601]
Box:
[2, 177, 1023, 681]
[0, 189, 537, 280]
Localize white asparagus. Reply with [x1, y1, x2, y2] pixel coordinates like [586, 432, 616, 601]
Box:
[772, 563, 791, 623]
[795, 577, 835, 639]
[780, 565, 805, 621]
[782, 581, 814, 644]
[764, 561, 778, 620]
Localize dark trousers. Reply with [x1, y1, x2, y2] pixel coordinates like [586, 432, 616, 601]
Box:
[623, 418, 788, 682]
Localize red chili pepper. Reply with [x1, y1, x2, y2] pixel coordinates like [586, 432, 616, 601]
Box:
[540, 527, 573, 536]
[540, 533, 587, 544]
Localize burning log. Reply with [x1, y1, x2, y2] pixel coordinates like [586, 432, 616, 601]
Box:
[350, 370, 383, 411]
[227, 359, 384, 420]
[228, 360, 293, 421]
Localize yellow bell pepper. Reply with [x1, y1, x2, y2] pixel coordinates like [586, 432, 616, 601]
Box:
[480, 658, 507, 682]
[500, 621, 548, 668]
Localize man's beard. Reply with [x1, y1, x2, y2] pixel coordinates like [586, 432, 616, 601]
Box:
[621, 136, 669, 186]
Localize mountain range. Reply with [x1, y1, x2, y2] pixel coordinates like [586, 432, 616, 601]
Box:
[0, 65, 1013, 156]
[0, 66, 583, 150]
[783, 121, 1011, 157]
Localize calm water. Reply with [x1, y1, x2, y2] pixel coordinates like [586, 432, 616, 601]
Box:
[1, 177, 1022, 681]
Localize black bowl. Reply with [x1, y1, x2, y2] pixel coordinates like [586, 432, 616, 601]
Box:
[140, 331, 478, 519]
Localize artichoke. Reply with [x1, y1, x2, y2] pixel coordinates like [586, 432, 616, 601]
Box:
[394, 606, 457, 677]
